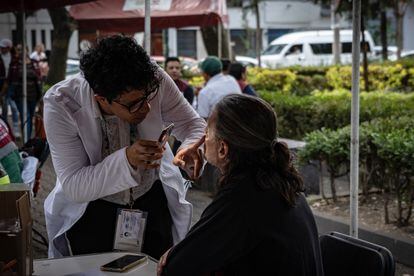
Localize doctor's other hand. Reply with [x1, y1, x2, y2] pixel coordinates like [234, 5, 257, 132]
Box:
[173, 135, 205, 180]
[157, 248, 171, 276]
[126, 139, 164, 169]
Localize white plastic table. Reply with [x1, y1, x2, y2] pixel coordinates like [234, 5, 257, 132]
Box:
[33, 252, 157, 276]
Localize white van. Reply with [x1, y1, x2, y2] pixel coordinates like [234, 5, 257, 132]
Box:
[261, 30, 376, 68]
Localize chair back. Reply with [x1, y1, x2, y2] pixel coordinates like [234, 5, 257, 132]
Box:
[320, 232, 390, 276]
[330, 232, 395, 276]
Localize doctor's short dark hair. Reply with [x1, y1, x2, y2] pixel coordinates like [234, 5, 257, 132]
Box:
[80, 35, 160, 102]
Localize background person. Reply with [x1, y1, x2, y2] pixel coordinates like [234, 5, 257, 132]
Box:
[164, 57, 194, 105]
[30, 43, 46, 62]
[8, 45, 41, 139]
[0, 39, 20, 137]
[196, 56, 241, 120]
[228, 62, 257, 96]
[220, 58, 231, 75]
[159, 94, 323, 276]
[43, 35, 206, 259]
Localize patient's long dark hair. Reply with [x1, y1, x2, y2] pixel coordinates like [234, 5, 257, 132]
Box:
[213, 94, 303, 206]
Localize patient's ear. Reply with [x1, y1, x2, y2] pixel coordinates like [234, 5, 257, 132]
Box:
[94, 94, 108, 105]
[218, 140, 229, 162]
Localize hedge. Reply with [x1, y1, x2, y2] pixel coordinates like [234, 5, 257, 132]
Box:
[247, 61, 414, 95]
[298, 117, 414, 226]
[260, 90, 414, 140]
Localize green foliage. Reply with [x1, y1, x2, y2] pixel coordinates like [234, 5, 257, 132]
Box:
[299, 117, 414, 226]
[260, 90, 414, 140]
[248, 68, 296, 93]
[188, 76, 205, 89]
[326, 64, 410, 92]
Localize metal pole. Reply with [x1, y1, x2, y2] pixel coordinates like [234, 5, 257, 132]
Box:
[350, 0, 361, 238]
[218, 22, 222, 58]
[22, 11, 28, 143]
[331, 0, 341, 64]
[144, 0, 151, 54]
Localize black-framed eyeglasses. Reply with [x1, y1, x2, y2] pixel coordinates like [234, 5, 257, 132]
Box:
[114, 91, 158, 113]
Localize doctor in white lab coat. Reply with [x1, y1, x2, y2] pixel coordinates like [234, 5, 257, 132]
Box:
[43, 36, 206, 259]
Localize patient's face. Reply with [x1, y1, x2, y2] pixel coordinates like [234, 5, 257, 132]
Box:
[204, 113, 220, 169]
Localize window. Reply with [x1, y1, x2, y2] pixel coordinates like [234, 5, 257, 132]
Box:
[342, 42, 352, 53]
[230, 29, 256, 57]
[342, 42, 372, 54]
[227, 0, 243, 7]
[310, 43, 332, 55]
[177, 30, 196, 59]
[41, 30, 46, 46]
[12, 30, 17, 45]
[262, 44, 286, 55]
[31, 30, 36, 50]
[267, 29, 291, 44]
[285, 44, 303, 56]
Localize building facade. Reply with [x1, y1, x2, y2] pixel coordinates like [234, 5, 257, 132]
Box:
[0, 0, 412, 60]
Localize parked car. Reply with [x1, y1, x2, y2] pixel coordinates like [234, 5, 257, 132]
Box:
[235, 55, 268, 68]
[261, 29, 376, 68]
[65, 59, 80, 79]
[402, 50, 414, 59]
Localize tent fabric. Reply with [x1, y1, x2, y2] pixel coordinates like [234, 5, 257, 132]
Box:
[70, 0, 228, 33]
[0, 0, 93, 13]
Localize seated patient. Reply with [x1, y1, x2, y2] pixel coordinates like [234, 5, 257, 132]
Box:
[158, 94, 323, 276]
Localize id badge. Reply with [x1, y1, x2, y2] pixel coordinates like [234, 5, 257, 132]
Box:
[113, 208, 148, 252]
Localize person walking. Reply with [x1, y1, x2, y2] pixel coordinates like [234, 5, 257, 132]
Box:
[0, 39, 20, 137]
[8, 45, 41, 139]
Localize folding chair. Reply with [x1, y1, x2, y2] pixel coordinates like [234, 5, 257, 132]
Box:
[331, 232, 395, 276]
[320, 232, 389, 276]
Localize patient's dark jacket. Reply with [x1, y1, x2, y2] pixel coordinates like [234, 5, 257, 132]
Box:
[163, 173, 324, 276]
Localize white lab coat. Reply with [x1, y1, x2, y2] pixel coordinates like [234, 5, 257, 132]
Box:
[43, 71, 206, 258]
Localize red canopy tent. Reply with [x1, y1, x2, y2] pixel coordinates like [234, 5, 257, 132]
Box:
[0, 0, 92, 13]
[70, 0, 228, 33]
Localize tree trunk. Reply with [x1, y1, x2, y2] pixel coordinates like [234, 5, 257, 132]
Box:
[395, 14, 403, 59]
[383, 180, 391, 224]
[331, 0, 341, 65]
[319, 160, 328, 203]
[13, 12, 24, 45]
[329, 169, 337, 203]
[379, 0, 388, 61]
[200, 24, 230, 58]
[361, 17, 369, 92]
[404, 178, 414, 225]
[253, 0, 262, 67]
[46, 7, 77, 86]
[394, 1, 405, 60]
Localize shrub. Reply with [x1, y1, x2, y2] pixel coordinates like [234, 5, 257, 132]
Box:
[188, 76, 204, 89]
[260, 90, 414, 140]
[299, 127, 350, 202]
[249, 68, 296, 93]
[299, 117, 414, 226]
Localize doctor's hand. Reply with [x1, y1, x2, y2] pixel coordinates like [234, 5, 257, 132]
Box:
[157, 248, 171, 276]
[173, 135, 205, 180]
[126, 139, 164, 170]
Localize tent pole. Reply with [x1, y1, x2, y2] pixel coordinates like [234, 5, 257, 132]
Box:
[144, 0, 151, 54]
[22, 10, 28, 143]
[350, 0, 361, 238]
